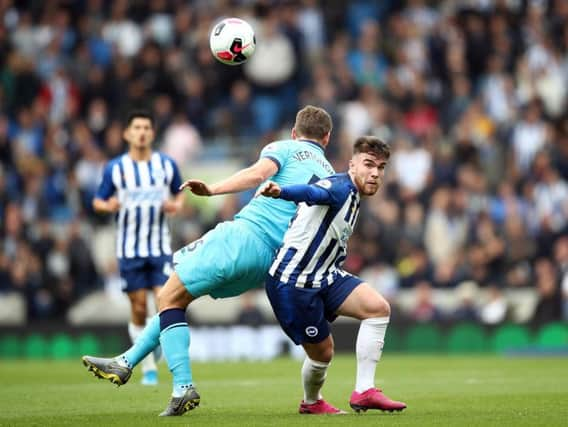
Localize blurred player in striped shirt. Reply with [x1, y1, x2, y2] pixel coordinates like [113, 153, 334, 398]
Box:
[93, 110, 184, 386]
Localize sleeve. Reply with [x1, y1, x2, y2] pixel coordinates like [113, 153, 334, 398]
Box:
[169, 159, 183, 195]
[259, 141, 287, 173]
[95, 162, 116, 200]
[280, 184, 332, 205]
[279, 178, 344, 206]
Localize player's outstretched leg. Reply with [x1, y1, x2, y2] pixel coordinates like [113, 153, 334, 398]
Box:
[158, 307, 198, 416]
[159, 385, 201, 417]
[82, 355, 133, 386]
[81, 314, 162, 386]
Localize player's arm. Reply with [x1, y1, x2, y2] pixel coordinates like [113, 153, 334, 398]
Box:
[163, 158, 185, 215]
[179, 157, 278, 196]
[259, 181, 334, 205]
[93, 196, 120, 214]
[93, 163, 120, 214]
[162, 192, 185, 215]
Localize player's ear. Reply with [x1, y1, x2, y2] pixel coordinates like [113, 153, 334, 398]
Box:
[291, 127, 297, 139]
[321, 131, 330, 147]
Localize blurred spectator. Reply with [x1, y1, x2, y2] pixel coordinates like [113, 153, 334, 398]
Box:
[479, 285, 508, 325]
[451, 281, 480, 322]
[236, 290, 265, 327]
[481, 55, 516, 126]
[391, 135, 432, 200]
[424, 186, 468, 268]
[346, 19, 387, 88]
[245, 11, 298, 134]
[398, 245, 434, 289]
[401, 201, 425, 247]
[409, 280, 443, 322]
[161, 113, 202, 166]
[531, 258, 563, 326]
[553, 237, 568, 320]
[510, 100, 548, 178]
[503, 214, 535, 288]
[532, 166, 568, 234]
[102, 0, 143, 58]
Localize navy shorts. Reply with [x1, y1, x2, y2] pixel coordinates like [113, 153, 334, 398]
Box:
[265, 272, 363, 345]
[118, 255, 173, 293]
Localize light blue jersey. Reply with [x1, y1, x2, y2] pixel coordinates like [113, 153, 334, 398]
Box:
[174, 139, 335, 299]
[236, 139, 335, 250]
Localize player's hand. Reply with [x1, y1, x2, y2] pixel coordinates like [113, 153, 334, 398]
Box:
[105, 197, 120, 213]
[179, 179, 213, 196]
[257, 181, 281, 198]
[162, 199, 182, 215]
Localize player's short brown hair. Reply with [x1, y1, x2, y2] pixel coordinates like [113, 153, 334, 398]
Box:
[294, 105, 333, 141]
[353, 136, 390, 160]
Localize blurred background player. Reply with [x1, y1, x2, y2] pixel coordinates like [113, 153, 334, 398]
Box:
[260, 136, 406, 414]
[83, 105, 336, 416]
[92, 110, 184, 385]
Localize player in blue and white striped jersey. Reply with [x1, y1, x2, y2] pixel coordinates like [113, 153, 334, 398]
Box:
[260, 136, 406, 415]
[93, 110, 184, 385]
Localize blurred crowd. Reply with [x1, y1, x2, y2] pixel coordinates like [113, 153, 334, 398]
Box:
[0, 0, 567, 325]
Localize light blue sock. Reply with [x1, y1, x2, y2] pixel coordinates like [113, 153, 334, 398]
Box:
[120, 314, 161, 368]
[159, 308, 192, 397]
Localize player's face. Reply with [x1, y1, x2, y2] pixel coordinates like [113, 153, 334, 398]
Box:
[349, 152, 387, 196]
[124, 118, 154, 150]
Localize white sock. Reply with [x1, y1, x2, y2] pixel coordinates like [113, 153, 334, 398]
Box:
[128, 322, 157, 374]
[355, 317, 389, 393]
[302, 356, 329, 404]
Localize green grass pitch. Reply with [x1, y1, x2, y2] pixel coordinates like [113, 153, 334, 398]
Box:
[0, 355, 566, 426]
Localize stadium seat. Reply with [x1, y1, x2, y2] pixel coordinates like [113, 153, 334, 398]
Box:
[0, 335, 21, 358]
[23, 334, 48, 359]
[534, 323, 568, 349]
[101, 334, 126, 355]
[446, 323, 487, 353]
[403, 324, 443, 352]
[490, 324, 531, 353]
[77, 334, 101, 356]
[49, 334, 75, 359]
[383, 325, 401, 352]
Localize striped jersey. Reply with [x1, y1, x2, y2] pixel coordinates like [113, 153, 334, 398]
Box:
[268, 173, 360, 288]
[96, 152, 182, 259]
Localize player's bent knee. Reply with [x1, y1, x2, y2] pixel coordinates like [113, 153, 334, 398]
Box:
[156, 274, 192, 311]
[303, 338, 334, 363]
[311, 347, 333, 364]
[363, 297, 391, 319]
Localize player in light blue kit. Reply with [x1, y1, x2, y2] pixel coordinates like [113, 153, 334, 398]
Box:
[260, 136, 406, 415]
[82, 106, 335, 416]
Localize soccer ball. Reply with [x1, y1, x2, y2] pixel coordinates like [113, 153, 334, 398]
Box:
[209, 18, 256, 66]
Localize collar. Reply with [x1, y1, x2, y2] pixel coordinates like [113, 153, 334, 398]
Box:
[298, 139, 325, 152]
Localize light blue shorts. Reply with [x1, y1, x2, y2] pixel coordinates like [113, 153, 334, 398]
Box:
[173, 220, 275, 299]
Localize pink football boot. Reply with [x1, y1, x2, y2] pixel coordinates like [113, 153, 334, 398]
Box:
[299, 399, 347, 414]
[349, 388, 407, 412]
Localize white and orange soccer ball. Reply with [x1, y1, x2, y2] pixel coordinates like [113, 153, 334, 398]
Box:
[209, 17, 256, 66]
